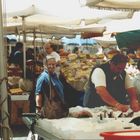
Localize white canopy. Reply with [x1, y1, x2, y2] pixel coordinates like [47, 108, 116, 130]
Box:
[85, 0, 140, 10]
[2, 0, 135, 38]
[94, 36, 117, 48]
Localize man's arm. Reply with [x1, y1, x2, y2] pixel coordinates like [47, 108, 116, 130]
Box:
[36, 93, 43, 112]
[92, 68, 128, 112]
[125, 73, 140, 112]
[96, 86, 129, 112]
[127, 87, 140, 112]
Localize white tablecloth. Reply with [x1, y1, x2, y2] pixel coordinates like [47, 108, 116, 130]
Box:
[23, 106, 140, 140]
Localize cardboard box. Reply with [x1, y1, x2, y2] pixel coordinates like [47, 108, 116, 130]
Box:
[10, 100, 30, 125]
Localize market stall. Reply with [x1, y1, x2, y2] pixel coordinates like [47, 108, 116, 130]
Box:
[7, 63, 34, 125]
[0, 1, 139, 140]
[58, 43, 140, 108]
[60, 52, 105, 90]
[59, 51, 106, 107]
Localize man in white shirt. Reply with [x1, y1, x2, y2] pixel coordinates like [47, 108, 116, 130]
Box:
[83, 53, 140, 112]
[43, 42, 61, 77]
[44, 42, 60, 63]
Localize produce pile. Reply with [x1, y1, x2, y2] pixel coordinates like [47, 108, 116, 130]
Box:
[60, 53, 105, 91]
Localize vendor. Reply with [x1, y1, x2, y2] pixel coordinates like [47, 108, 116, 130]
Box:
[83, 53, 140, 112]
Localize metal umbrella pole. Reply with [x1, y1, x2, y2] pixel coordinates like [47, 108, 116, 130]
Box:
[0, 0, 10, 139]
[21, 16, 27, 79]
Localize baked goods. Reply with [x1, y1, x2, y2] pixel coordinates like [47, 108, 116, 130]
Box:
[67, 53, 77, 61]
[107, 50, 120, 59]
[127, 53, 136, 59]
[9, 88, 23, 95]
[136, 53, 140, 59]
[96, 53, 105, 59]
[136, 48, 140, 59]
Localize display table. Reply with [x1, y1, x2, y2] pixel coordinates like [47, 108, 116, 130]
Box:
[23, 116, 104, 140]
[22, 106, 140, 140]
[10, 93, 30, 125]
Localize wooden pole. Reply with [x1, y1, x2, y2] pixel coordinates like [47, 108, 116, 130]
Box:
[0, 0, 10, 139]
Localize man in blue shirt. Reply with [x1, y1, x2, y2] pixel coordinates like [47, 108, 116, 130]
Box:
[35, 55, 68, 118]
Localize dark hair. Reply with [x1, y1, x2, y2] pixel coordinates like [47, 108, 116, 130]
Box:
[15, 42, 23, 50]
[110, 53, 128, 65]
[27, 48, 33, 52]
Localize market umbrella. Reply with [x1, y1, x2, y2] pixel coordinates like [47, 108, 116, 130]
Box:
[85, 0, 140, 10]
[115, 30, 140, 49]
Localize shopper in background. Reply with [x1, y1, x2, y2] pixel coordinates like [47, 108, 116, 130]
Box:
[12, 42, 24, 70]
[73, 47, 79, 54]
[8, 42, 23, 66]
[26, 48, 34, 61]
[44, 41, 60, 63]
[43, 41, 61, 77]
[59, 48, 70, 57]
[133, 60, 140, 102]
[83, 53, 140, 112]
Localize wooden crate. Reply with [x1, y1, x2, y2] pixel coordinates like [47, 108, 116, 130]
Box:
[10, 100, 30, 125]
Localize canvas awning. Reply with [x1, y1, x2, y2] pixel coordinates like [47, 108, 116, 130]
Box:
[2, 0, 133, 37]
[85, 0, 140, 10]
[115, 30, 140, 49]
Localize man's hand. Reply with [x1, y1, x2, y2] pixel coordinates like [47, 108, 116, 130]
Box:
[130, 100, 140, 112]
[115, 103, 129, 112]
[127, 87, 140, 112]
